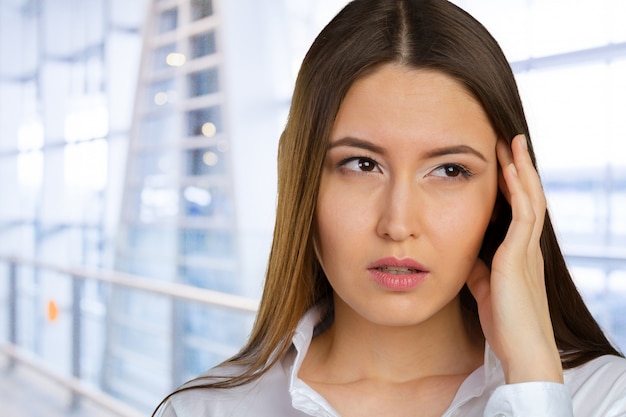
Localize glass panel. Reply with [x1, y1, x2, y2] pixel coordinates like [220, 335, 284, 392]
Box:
[0, 263, 6, 341]
[152, 43, 176, 71]
[136, 150, 178, 178]
[136, 184, 179, 222]
[181, 308, 247, 360]
[39, 271, 73, 374]
[517, 63, 609, 170]
[181, 185, 233, 221]
[190, 31, 216, 59]
[191, 0, 213, 21]
[16, 266, 38, 351]
[607, 270, 626, 348]
[179, 230, 236, 262]
[456, 0, 612, 60]
[184, 146, 227, 176]
[64, 139, 108, 191]
[177, 303, 253, 384]
[156, 8, 177, 33]
[136, 145, 227, 178]
[123, 226, 178, 270]
[186, 106, 222, 137]
[138, 113, 179, 144]
[569, 265, 626, 350]
[0, 157, 26, 223]
[187, 67, 219, 97]
[609, 1, 626, 43]
[527, 2, 609, 58]
[147, 78, 176, 109]
[611, 192, 626, 240]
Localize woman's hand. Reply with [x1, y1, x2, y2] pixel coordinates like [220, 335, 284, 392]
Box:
[466, 134, 563, 384]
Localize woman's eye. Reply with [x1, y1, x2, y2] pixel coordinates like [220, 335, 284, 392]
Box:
[340, 157, 381, 173]
[431, 164, 472, 179]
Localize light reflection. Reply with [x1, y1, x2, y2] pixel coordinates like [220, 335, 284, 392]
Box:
[64, 139, 108, 190]
[201, 122, 216, 137]
[65, 99, 109, 142]
[18, 120, 44, 151]
[17, 120, 44, 187]
[63, 97, 109, 190]
[184, 186, 212, 206]
[154, 92, 169, 105]
[166, 52, 186, 67]
[140, 187, 179, 222]
[202, 151, 218, 166]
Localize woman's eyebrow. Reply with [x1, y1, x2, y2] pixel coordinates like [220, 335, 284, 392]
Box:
[423, 145, 487, 162]
[328, 137, 385, 154]
[329, 137, 487, 162]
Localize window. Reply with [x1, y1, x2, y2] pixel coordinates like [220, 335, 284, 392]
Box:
[190, 31, 217, 59]
[152, 43, 177, 70]
[187, 67, 219, 97]
[455, 0, 626, 350]
[186, 106, 222, 137]
[191, 0, 213, 21]
[157, 8, 177, 33]
[185, 146, 227, 176]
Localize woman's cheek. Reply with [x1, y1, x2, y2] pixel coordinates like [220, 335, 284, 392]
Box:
[428, 193, 493, 250]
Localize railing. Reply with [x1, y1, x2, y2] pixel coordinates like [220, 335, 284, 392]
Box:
[1, 252, 625, 415]
[0, 255, 259, 417]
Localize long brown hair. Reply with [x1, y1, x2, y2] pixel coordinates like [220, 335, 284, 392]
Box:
[155, 0, 621, 408]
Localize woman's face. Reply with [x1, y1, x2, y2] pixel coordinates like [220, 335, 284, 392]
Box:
[315, 64, 499, 327]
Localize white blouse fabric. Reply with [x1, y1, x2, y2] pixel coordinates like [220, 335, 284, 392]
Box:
[156, 308, 626, 417]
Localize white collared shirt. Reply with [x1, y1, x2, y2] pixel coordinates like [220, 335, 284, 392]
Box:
[157, 308, 626, 416]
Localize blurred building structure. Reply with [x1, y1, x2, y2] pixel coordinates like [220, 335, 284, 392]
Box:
[0, 0, 625, 415]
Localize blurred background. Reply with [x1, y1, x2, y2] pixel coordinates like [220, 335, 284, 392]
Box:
[0, 0, 624, 415]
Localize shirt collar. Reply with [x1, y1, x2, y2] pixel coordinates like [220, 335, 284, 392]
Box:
[288, 308, 340, 416]
[448, 341, 503, 411]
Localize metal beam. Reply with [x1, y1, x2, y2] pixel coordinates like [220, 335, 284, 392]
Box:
[511, 41, 626, 73]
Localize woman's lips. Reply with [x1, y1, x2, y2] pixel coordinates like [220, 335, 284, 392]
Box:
[368, 257, 429, 291]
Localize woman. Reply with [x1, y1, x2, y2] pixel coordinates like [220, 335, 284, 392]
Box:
[154, 0, 626, 415]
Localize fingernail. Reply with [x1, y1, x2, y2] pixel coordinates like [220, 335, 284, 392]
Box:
[519, 134, 528, 150]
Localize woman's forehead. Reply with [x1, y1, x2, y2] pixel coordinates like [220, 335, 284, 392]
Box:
[330, 64, 496, 151]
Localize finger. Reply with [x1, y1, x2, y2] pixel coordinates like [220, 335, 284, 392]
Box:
[535, 246, 546, 286]
[511, 135, 544, 209]
[497, 143, 536, 252]
[496, 140, 512, 204]
[510, 135, 547, 246]
[497, 136, 545, 249]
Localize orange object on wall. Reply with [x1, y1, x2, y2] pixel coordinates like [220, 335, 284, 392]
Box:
[47, 300, 59, 322]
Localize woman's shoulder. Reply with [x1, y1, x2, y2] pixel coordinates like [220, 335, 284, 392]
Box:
[566, 354, 626, 415]
[566, 353, 626, 383]
[154, 359, 305, 417]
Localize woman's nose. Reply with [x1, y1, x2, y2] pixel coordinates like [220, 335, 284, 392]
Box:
[375, 179, 421, 241]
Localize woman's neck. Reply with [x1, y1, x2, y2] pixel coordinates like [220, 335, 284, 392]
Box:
[301, 296, 484, 384]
